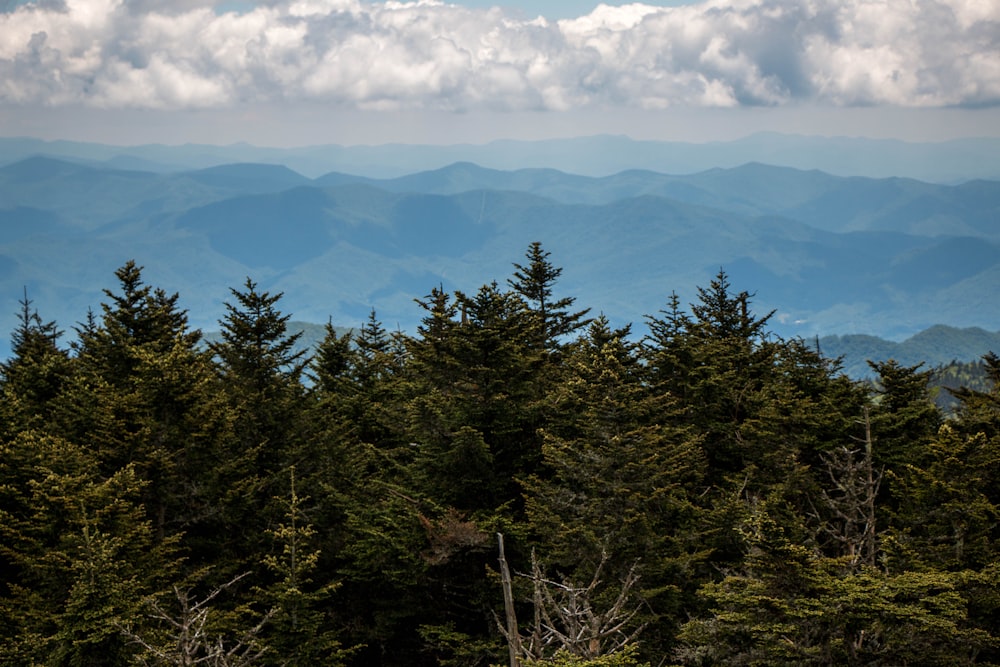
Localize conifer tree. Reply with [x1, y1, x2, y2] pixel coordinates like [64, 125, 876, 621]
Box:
[886, 423, 1000, 572]
[212, 278, 307, 393]
[0, 432, 178, 665]
[47, 262, 224, 546]
[676, 497, 994, 666]
[257, 468, 348, 666]
[867, 359, 942, 469]
[524, 317, 706, 656]
[405, 282, 543, 511]
[310, 310, 406, 451]
[0, 290, 72, 436]
[75, 261, 201, 381]
[950, 352, 1000, 438]
[508, 241, 590, 352]
[643, 271, 780, 479]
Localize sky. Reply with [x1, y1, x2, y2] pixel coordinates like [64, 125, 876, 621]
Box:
[0, 0, 998, 146]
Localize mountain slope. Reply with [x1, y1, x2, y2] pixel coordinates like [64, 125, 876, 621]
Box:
[1, 157, 999, 358]
[819, 326, 1000, 378]
[312, 161, 1000, 238]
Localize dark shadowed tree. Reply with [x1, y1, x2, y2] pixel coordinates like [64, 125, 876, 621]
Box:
[508, 241, 590, 353]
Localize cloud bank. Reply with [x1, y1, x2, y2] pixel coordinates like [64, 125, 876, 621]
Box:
[1, 0, 997, 112]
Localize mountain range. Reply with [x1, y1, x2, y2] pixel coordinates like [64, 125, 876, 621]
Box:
[4, 133, 1000, 182]
[0, 136, 999, 368]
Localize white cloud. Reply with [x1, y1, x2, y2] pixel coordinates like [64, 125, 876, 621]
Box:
[0, 0, 997, 111]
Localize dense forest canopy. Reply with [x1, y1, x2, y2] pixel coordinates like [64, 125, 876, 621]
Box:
[1, 245, 999, 666]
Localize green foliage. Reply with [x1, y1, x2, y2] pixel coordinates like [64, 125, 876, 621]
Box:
[0, 290, 72, 436]
[524, 315, 705, 583]
[404, 281, 544, 512]
[2, 256, 999, 667]
[257, 468, 349, 666]
[676, 500, 995, 666]
[419, 622, 501, 667]
[868, 359, 941, 469]
[0, 432, 178, 666]
[951, 352, 1000, 438]
[886, 424, 1000, 571]
[508, 241, 591, 351]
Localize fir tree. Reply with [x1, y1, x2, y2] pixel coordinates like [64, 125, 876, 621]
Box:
[524, 317, 706, 655]
[508, 241, 590, 352]
[208, 277, 309, 576]
[0, 289, 72, 436]
[0, 432, 178, 665]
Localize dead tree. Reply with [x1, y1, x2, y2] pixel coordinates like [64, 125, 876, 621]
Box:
[121, 572, 275, 667]
[496, 534, 645, 662]
[814, 407, 883, 571]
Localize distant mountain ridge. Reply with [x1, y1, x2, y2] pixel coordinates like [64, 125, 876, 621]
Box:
[3, 132, 1000, 182]
[0, 153, 998, 362]
[819, 325, 1000, 378]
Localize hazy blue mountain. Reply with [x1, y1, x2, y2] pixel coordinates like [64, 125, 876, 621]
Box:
[310, 161, 1000, 239]
[0, 157, 231, 230]
[1, 155, 999, 361]
[185, 163, 313, 194]
[819, 325, 1000, 379]
[4, 133, 1000, 182]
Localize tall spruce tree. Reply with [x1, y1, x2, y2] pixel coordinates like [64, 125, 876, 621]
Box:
[0, 432, 178, 665]
[676, 496, 994, 667]
[867, 359, 942, 469]
[523, 316, 706, 657]
[508, 241, 590, 352]
[45, 262, 224, 546]
[0, 290, 72, 437]
[404, 282, 543, 512]
[208, 278, 309, 574]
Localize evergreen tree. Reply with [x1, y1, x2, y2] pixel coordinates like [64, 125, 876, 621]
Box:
[0, 290, 72, 436]
[508, 241, 590, 352]
[643, 271, 781, 481]
[0, 432, 178, 665]
[950, 352, 1000, 438]
[405, 282, 543, 512]
[676, 499, 994, 666]
[74, 261, 200, 382]
[310, 310, 406, 451]
[257, 468, 348, 666]
[867, 359, 942, 469]
[47, 262, 224, 547]
[886, 423, 1000, 572]
[212, 277, 307, 394]
[208, 278, 309, 573]
[524, 317, 706, 657]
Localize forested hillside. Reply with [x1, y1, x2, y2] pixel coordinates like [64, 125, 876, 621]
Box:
[3, 156, 1000, 349]
[2, 246, 999, 666]
[820, 326, 1000, 379]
